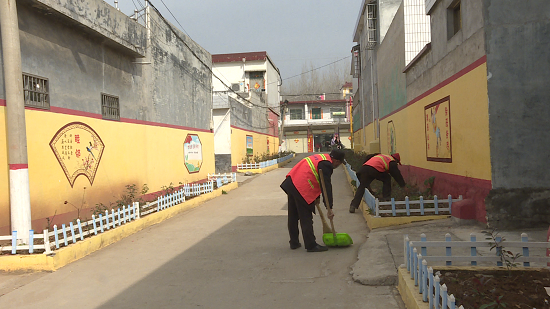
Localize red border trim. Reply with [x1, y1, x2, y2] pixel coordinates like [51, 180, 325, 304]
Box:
[16, 105, 212, 133]
[9, 164, 29, 170]
[231, 125, 278, 138]
[0, 99, 6, 106]
[380, 55, 487, 121]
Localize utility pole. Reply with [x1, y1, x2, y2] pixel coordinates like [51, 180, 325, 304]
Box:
[0, 0, 32, 240]
[279, 100, 288, 151]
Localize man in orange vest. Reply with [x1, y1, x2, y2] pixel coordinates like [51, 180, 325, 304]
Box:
[280, 150, 345, 252]
[349, 153, 406, 213]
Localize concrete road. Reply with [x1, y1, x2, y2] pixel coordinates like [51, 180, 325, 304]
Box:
[0, 153, 405, 309]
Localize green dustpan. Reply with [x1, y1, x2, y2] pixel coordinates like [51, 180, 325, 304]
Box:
[323, 232, 353, 247]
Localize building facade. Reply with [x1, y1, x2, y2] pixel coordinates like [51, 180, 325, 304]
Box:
[281, 99, 352, 153]
[351, 0, 550, 228]
[212, 52, 281, 172]
[0, 0, 213, 234]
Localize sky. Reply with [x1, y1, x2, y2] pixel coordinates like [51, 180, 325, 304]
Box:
[116, 0, 361, 84]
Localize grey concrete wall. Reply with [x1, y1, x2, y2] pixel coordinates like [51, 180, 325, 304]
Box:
[483, 0, 550, 228]
[379, 0, 402, 43]
[484, 0, 550, 189]
[215, 154, 232, 174]
[28, 0, 145, 57]
[376, 3, 406, 118]
[405, 0, 486, 101]
[147, 9, 212, 130]
[17, 3, 143, 116]
[229, 94, 270, 134]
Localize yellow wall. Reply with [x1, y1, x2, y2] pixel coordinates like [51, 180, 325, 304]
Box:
[353, 122, 377, 153]
[230, 127, 279, 166]
[379, 63, 491, 179]
[0, 108, 215, 231]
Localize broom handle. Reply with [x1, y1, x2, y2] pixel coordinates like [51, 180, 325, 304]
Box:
[319, 171, 337, 238]
[314, 199, 331, 233]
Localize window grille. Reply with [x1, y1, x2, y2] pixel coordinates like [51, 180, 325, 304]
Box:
[23, 73, 49, 109]
[101, 93, 120, 121]
[289, 109, 304, 120]
[366, 2, 378, 50]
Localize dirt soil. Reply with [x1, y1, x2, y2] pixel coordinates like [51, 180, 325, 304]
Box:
[436, 268, 550, 308]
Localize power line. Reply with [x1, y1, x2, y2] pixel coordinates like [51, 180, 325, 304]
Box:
[146, 0, 273, 110]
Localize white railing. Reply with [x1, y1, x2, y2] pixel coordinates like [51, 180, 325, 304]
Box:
[1, 177, 237, 255]
[404, 233, 550, 308]
[237, 153, 294, 170]
[344, 162, 461, 217]
[208, 172, 237, 188]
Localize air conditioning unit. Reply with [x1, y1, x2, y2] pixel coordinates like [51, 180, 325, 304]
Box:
[231, 83, 244, 92]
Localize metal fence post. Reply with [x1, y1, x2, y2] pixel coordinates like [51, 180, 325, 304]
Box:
[470, 233, 477, 266]
[521, 233, 530, 267]
[446, 233, 452, 266]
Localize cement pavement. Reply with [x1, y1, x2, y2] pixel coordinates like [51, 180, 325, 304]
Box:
[0, 153, 405, 309]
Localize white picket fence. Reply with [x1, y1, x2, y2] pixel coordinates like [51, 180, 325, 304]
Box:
[0, 177, 237, 255]
[404, 233, 550, 308]
[344, 162, 461, 217]
[236, 153, 294, 170]
[208, 172, 237, 188]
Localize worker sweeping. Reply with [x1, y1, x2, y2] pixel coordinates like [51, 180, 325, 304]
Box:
[280, 150, 345, 252]
[349, 153, 406, 213]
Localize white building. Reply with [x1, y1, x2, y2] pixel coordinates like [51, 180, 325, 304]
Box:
[211, 52, 281, 172]
[281, 99, 352, 153]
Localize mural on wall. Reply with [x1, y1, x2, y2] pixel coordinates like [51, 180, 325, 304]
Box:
[425, 96, 452, 162]
[184, 134, 202, 173]
[246, 135, 253, 156]
[50, 122, 105, 187]
[267, 137, 270, 153]
[387, 120, 396, 154]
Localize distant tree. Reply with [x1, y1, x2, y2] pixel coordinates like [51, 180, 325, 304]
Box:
[282, 60, 351, 102]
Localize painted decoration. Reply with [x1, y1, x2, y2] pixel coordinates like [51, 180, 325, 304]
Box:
[387, 120, 396, 154]
[49, 122, 105, 187]
[294, 139, 299, 143]
[246, 135, 253, 156]
[307, 132, 313, 152]
[267, 137, 270, 153]
[184, 134, 202, 173]
[425, 96, 452, 162]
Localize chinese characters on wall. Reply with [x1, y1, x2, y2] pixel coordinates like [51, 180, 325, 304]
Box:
[50, 122, 105, 187]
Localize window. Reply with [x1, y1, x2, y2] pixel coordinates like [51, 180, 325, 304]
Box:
[447, 0, 461, 39]
[289, 108, 304, 120]
[23, 73, 49, 109]
[311, 108, 322, 120]
[101, 93, 120, 120]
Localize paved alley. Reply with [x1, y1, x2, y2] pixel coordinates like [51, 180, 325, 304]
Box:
[0, 153, 405, 309]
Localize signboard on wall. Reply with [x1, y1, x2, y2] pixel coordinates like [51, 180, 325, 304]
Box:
[50, 122, 105, 187]
[246, 135, 253, 156]
[425, 96, 452, 162]
[184, 134, 203, 173]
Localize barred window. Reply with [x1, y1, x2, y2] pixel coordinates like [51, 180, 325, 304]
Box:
[289, 108, 304, 120]
[101, 93, 120, 121]
[23, 73, 49, 109]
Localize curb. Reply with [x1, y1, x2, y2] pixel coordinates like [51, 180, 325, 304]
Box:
[397, 266, 428, 309]
[0, 182, 239, 272]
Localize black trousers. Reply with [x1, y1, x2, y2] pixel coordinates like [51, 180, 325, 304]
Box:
[287, 193, 317, 250]
[350, 165, 392, 208]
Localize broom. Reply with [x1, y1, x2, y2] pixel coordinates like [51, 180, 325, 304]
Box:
[314, 198, 333, 234]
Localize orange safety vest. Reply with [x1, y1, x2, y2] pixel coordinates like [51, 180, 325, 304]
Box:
[364, 154, 395, 172]
[287, 154, 333, 204]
